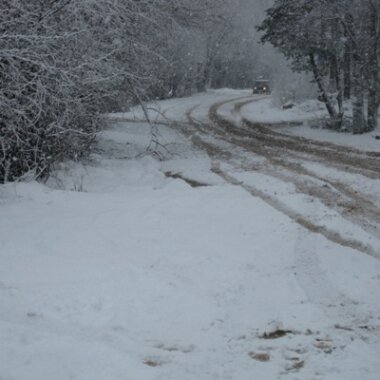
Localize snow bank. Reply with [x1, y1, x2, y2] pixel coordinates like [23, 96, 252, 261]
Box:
[241, 97, 380, 152]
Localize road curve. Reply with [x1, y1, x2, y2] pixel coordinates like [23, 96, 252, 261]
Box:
[170, 95, 380, 259]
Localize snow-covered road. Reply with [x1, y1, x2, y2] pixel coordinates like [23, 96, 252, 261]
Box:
[1, 90, 380, 380]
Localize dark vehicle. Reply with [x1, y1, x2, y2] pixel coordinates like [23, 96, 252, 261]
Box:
[252, 80, 271, 94]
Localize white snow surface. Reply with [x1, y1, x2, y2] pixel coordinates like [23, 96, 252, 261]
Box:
[239, 97, 380, 152]
[240, 97, 328, 124]
[1, 90, 380, 380]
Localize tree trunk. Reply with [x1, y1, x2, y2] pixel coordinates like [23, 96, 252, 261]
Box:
[367, 89, 379, 131]
[366, 3, 380, 131]
[196, 63, 207, 92]
[334, 55, 344, 120]
[352, 60, 366, 134]
[171, 73, 179, 97]
[329, 56, 337, 92]
[309, 52, 341, 128]
[343, 41, 351, 99]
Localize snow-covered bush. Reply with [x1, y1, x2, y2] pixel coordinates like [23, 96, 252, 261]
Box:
[0, 0, 167, 182]
[0, 0, 240, 182]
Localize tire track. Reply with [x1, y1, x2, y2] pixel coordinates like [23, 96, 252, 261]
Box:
[182, 100, 380, 258]
[232, 98, 380, 178]
[208, 98, 380, 237]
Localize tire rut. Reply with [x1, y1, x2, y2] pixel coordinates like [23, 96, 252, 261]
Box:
[231, 98, 380, 178]
[207, 98, 380, 236]
[212, 163, 378, 257]
[182, 100, 380, 258]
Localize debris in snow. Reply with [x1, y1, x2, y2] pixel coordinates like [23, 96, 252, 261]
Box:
[248, 352, 270, 362]
[258, 322, 296, 339]
[282, 101, 294, 110]
[26, 311, 42, 319]
[143, 358, 163, 367]
[314, 339, 335, 354]
[334, 324, 353, 332]
[259, 328, 295, 339]
[164, 171, 210, 188]
[285, 359, 305, 371]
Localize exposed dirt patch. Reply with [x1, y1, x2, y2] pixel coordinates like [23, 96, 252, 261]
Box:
[248, 351, 270, 362]
[259, 328, 295, 340]
[164, 171, 210, 188]
[143, 358, 163, 367]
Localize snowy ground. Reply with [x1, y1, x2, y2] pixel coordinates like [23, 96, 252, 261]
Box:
[1, 90, 380, 380]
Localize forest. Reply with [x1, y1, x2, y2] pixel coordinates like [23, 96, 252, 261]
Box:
[259, 0, 380, 133]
